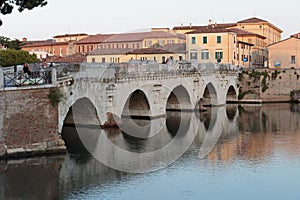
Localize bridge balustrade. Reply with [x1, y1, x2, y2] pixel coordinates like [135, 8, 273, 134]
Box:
[2, 69, 53, 87]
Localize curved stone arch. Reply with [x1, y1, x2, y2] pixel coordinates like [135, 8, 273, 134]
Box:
[161, 78, 197, 112]
[226, 84, 238, 102]
[121, 89, 151, 118]
[199, 81, 219, 106]
[58, 92, 101, 133]
[58, 77, 108, 132]
[165, 84, 192, 111]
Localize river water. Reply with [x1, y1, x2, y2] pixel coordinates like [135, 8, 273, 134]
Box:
[1, 103, 300, 200]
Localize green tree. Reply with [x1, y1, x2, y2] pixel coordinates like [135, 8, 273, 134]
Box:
[0, 48, 40, 67]
[0, 36, 22, 49]
[0, 0, 47, 26]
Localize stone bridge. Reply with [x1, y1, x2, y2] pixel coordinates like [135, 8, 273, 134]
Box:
[0, 61, 239, 158]
[59, 61, 239, 133]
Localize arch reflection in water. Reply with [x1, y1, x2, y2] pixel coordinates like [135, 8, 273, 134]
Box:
[62, 97, 101, 156]
[78, 111, 198, 173]
[197, 106, 239, 159]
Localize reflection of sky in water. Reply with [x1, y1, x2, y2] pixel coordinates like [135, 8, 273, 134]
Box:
[1, 104, 300, 200]
[67, 141, 300, 200]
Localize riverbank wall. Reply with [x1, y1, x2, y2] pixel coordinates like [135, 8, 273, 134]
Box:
[0, 87, 66, 158]
[237, 68, 300, 103]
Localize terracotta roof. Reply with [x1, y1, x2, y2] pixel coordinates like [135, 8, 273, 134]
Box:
[54, 33, 88, 38]
[143, 31, 182, 39]
[229, 28, 266, 39]
[173, 23, 236, 30]
[55, 53, 87, 63]
[176, 33, 186, 40]
[187, 27, 234, 34]
[126, 48, 172, 55]
[161, 43, 186, 53]
[237, 17, 267, 24]
[75, 34, 114, 44]
[22, 40, 67, 48]
[89, 48, 134, 55]
[45, 55, 61, 63]
[102, 32, 146, 43]
[101, 31, 183, 43]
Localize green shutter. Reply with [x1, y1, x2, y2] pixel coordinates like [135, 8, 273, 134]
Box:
[203, 36, 207, 44]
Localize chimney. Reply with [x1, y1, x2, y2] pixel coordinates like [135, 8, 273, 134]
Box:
[208, 19, 212, 25]
[189, 23, 192, 28]
[22, 37, 27, 42]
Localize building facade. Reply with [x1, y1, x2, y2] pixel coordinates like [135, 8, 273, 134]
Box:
[87, 43, 186, 63]
[22, 40, 69, 59]
[268, 35, 300, 69]
[235, 17, 282, 47]
[186, 27, 254, 68]
[53, 33, 88, 43]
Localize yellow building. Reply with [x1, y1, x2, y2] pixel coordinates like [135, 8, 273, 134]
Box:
[235, 17, 282, 47]
[186, 27, 237, 64]
[186, 27, 254, 68]
[175, 17, 282, 68]
[230, 28, 266, 68]
[268, 34, 300, 68]
[54, 33, 89, 43]
[87, 43, 186, 63]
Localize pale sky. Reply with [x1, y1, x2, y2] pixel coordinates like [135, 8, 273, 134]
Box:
[0, 0, 299, 40]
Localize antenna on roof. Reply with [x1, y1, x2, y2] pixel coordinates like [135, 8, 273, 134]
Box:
[254, 11, 256, 17]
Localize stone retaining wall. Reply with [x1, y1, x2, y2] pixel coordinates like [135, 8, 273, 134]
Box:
[0, 87, 66, 158]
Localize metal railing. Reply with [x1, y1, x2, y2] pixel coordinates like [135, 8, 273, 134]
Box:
[3, 69, 52, 87]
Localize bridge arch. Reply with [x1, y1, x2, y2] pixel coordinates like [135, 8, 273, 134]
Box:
[226, 85, 238, 102]
[63, 97, 101, 127]
[166, 85, 191, 111]
[122, 89, 150, 118]
[199, 82, 218, 107]
[61, 97, 101, 153]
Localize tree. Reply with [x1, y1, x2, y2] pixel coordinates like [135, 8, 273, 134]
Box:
[0, 0, 47, 26]
[0, 48, 40, 67]
[0, 36, 22, 49]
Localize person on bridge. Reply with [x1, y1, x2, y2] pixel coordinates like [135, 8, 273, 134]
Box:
[23, 63, 31, 77]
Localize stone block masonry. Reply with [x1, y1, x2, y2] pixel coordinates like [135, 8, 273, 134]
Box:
[237, 68, 300, 102]
[0, 87, 66, 158]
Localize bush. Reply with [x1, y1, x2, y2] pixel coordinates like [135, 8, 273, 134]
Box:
[48, 87, 65, 106]
[0, 48, 40, 67]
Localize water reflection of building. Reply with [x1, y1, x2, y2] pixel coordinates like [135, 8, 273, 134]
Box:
[207, 104, 300, 162]
[0, 156, 64, 200]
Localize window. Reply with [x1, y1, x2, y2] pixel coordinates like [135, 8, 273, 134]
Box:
[102, 58, 105, 63]
[192, 37, 196, 44]
[215, 50, 223, 59]
[291, 55, 296, 64]
[159, 40, 165, 46]
[201, 50, 209, 60]
[145, 41, 152, 47]
[217, 36, 222, 44]
[234, 36, 236, 44]
[92, 58, 95, 63]
[203, 36, 207, 44]
[190, 51, 198, 60]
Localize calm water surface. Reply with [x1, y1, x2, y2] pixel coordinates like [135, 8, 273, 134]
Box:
[1, 103, 300, 200]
